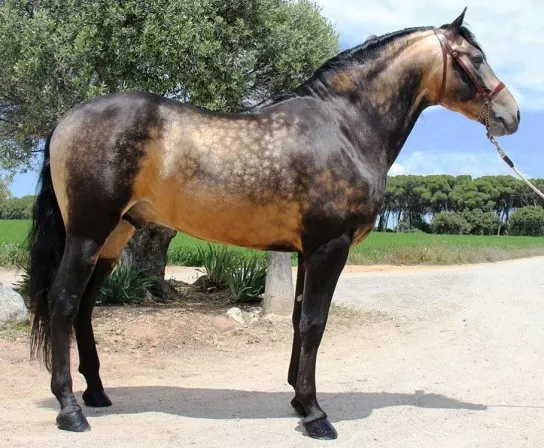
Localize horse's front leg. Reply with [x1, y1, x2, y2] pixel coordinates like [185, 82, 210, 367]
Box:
[287, 253, 306, 416]
[295, 234, 351, 440]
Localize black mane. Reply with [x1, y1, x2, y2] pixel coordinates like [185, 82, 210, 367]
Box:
[269, 24, 486, 105]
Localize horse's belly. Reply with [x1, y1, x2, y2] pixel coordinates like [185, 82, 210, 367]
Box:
[131, 190, 303, 252]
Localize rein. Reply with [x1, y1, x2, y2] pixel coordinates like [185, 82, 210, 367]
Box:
[433, 28, 544, 202]
[485, 121, 544, 202]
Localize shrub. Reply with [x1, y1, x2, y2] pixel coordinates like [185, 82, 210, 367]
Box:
[97, 266, 160, 306]
[509, 206, 544, 236]
[396, 219, 430, 234]
[396, 221, 412, 233]
[224, 256, 267, 303]
[0, 242, 28, 266]
[431, 212, 472, 235]
[0, 196, 35, 220]
[461, 209, 501, 235]
[196, 244, 239, 288]
[13, 262, 159, 306]
[13, 261, 30, 308]
[196, 244, 267, 302]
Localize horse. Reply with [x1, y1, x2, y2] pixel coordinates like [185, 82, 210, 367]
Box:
[27, 8, 519, 440]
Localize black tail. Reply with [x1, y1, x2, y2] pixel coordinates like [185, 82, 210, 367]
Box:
[29, 130, 66, 371]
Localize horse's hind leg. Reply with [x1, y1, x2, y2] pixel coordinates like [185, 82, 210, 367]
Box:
[75, 259, 115, 407]
[50, 234, 103, 432]
[287, 253, 306, 416]
[295, 234, 351, 440]
[75, 220, 135, 408]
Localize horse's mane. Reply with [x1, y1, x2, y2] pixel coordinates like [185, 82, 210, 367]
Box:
[268, 23, 486, 105]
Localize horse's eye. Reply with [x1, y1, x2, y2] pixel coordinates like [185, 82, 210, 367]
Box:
[472, 55, 484, 64]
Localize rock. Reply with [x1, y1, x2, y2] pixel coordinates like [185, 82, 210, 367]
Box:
[241, 307, 262, 325]
[225, 307, 262, 325]
[0, 285, 28, 326]
[226, 307, 245, 324]
[213, 316, 236, 332]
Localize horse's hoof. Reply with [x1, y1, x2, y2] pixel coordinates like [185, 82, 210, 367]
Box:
[83, 389, 112, 407]
[290, 396, 307, 417]
[303, 417, 338, 440]
[56, 407, 91, 432]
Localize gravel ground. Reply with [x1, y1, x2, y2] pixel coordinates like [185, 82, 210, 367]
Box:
[1, 257, 544, 447]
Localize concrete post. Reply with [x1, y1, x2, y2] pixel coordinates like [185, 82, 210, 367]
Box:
[262, 251, 294, 317]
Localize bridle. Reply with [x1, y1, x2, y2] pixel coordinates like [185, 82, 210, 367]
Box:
[433, 28, 505, 129]
[433, 28, 544, 203]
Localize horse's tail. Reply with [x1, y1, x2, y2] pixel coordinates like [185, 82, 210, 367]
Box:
[28, 129, 66, 371]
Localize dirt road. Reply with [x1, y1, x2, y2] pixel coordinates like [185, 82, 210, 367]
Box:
[1, 257, 544, 447]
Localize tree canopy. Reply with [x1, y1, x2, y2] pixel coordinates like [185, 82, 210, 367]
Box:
[0, 0, 338, 170]
[378, 174, 544, 235]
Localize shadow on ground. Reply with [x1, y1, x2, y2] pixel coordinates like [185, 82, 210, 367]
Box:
[40, 387, 487, 422]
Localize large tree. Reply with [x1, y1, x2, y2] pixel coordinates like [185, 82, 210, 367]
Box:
[0, 0, 339, 296]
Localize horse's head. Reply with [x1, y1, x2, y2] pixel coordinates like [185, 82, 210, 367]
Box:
[431, 8, 519, 137]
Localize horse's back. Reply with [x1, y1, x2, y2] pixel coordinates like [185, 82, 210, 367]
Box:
[48, 92, 307, 250]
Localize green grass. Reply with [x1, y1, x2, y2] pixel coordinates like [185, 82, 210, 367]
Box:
[346, 232, 544, 265]
[0, 220, 31, 246]
[167, 233, 270, 266]
[1, 220, 544, 267]
[0, 220, 30, 267]
[168, 231, 544, 266]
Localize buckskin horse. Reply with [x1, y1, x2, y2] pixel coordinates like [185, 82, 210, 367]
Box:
[28, 9, 519, 440]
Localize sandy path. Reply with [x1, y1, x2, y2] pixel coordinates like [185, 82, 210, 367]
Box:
[1, 257, 544, 447]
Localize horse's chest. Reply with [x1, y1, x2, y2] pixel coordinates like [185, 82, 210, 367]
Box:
[314, 175, 384, 220]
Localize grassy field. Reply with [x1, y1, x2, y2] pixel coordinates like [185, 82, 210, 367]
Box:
[1, 219, 544, 267]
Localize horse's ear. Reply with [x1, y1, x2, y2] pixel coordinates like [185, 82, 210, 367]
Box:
[448, 7, 467, 35]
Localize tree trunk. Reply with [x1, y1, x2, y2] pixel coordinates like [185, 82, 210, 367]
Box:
[120, 223, 177, 301]
[262, 252, 294, 317]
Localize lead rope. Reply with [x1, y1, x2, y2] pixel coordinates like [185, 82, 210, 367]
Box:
[480, 102, 544, 201]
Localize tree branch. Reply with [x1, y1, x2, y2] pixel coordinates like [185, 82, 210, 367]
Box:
[0, 117, 20, 127]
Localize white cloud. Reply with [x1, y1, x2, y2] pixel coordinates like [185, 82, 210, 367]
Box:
[316, 0, 544, 110]
[389, 149, 536, 178]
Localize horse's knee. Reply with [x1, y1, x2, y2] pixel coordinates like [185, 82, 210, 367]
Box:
[50, 292, 80, 325]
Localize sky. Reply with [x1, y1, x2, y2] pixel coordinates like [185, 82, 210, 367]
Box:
[8, 0, 544, 197]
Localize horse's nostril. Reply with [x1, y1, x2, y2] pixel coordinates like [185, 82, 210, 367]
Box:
[517, 109, 521, 123]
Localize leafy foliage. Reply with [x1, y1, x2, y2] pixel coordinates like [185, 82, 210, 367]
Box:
[0, 0, 338, 170]
[460, 209, 501, 235]
[224, 256, 267, 303]
[0, 242, 28, 266]
[377, 174, 544, 234]
[197, 244, 267, 302]
[197, 244, 238, 288]
[13, 259, 30, 302]
[508, 206, 544, 237]
[0, 195, 35, 219]
[97, 266, 160, 305]
[431, 212, 472, 235]
[13, 260, 159, 306]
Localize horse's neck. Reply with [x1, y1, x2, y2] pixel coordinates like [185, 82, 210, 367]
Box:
[323, 33, 433, 169]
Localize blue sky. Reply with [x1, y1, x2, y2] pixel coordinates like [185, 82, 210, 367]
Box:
[8, 0, 544, 197]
